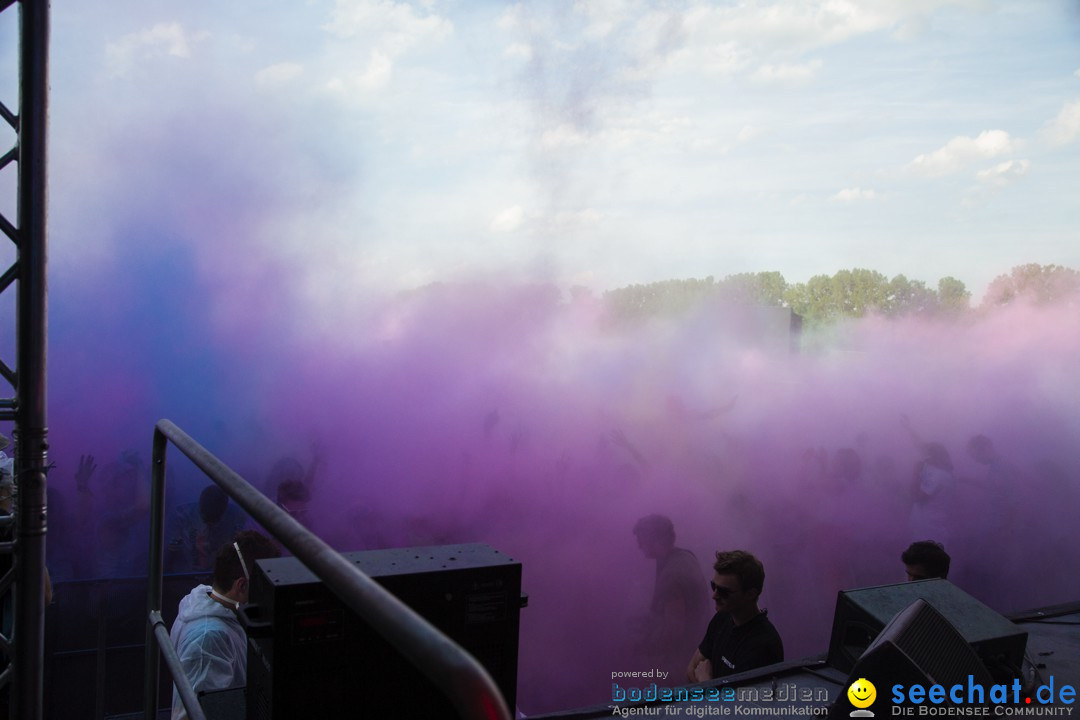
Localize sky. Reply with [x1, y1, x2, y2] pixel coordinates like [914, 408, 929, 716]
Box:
[3, 2, 1080, 714]
[4, 0, 1080, 310]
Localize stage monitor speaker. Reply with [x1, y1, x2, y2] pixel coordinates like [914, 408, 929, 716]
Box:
[827, 579, 1026, 681]
[244, 543, 522, 720]
[828, 598, 995, 719]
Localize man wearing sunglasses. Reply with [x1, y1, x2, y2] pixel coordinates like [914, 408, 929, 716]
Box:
[686, 550, 783, 683]
[170, 530, 280, 720]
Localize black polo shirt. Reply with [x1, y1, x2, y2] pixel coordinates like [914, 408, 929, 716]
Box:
[698, 611, 784, 678]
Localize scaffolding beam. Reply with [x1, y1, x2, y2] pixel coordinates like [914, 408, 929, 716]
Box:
[6, 1, 52, 719]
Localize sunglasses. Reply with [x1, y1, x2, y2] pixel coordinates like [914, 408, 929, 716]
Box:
[710, 581, 739, 598]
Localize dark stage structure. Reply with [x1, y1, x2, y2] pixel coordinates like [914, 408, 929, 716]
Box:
[2, 1, 51, 718]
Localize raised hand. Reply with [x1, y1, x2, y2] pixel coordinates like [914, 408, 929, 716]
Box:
[75, 454, 97, 491]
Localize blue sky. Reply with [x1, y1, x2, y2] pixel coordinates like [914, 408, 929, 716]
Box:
[5, 1, 1080, 309]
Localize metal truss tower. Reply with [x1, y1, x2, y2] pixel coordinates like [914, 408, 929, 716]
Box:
[1, 1, 50, 718]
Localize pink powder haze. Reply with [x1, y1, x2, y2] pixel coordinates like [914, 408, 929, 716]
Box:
[0, 5, 1074, 715]
[35, 227, 1080, 712]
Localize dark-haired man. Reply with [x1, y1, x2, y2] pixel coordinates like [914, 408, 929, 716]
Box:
[170, 531, 280, 720]
[631, 514, 709, 680]
[901, 540, 950, 581]
[686, 549, 783, 683]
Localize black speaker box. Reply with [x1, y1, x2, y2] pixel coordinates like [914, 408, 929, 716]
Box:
[828, 598, 995, 720]
[827, 579, 1026, 680]
[244, 543, 522, 719]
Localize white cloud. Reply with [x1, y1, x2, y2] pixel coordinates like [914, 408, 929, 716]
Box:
[320, 0, 451, 94]
[751, 59, 823, 84]
[594, 110, 693, 149]
[324, 0, 453, 49]
[905, 130, 1017, 177]
[1041, 100, 1080, 147]
[105, 23, 205, 76]
[504, 43, 534, 62]
[690, 137, 729, 153]
[493, 0, 997, 106]
[255, 62, 304, 87]
[356, 50, 394, 91]
[488, 205, 602, 235]
[489, 205, 525, 233]
[832, 187, 877, 202]
[539, 124, 589, 150]
[552, 208, 604, 227]
[1074, 68, 1080, 79]
[670, 36, 750, 77]
[736, 125, 763, 143]
[574, 0, 637, 40]
[657, 0, 983, 80]
[323, 50, 394, 96]
[497, 4, 528, 33]
[975, 159, 1030, 187]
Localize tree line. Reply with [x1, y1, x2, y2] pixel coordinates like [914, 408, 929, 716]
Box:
[601, 264, 1080, 327]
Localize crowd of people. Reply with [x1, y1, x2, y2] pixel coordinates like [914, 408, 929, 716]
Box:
[43, 448, 318, 581]
[26, 399, 1079, 714]
[40, 405, 1075, 600]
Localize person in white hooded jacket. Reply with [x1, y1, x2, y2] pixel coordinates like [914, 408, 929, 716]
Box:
[170, 530, 279, 720]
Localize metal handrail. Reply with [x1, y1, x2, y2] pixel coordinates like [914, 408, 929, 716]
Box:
[143, 419, 511, 720]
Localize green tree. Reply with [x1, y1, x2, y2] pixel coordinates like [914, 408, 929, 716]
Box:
[837, 268, 890, 316]
[884, 274, 938, 317]
[602, 277, 719, 321]
[783, 268, 890, 325]
[716, 271, 788, 306]
[937, 276, 970, 315]
[982, 263, 1080, 307]
[796, 274, 835, 323]
[782, 281, 810, 319]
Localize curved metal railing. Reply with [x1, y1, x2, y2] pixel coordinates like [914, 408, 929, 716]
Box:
[143, 419, 511, 720]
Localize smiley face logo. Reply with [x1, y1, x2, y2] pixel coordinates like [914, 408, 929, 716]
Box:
[847, 678, 877, 709]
